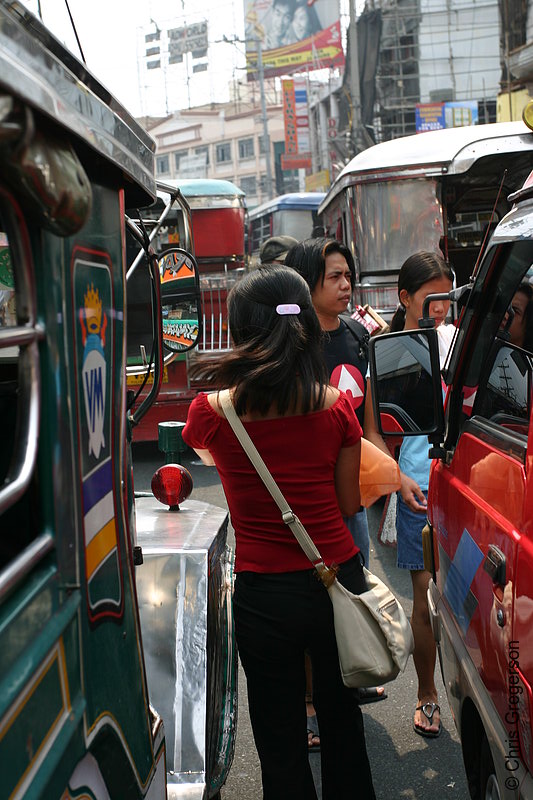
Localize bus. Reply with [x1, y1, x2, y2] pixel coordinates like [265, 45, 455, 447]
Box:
[247, 192, 325, 264]
[318, 122, 533, 318]
[127, 178, 247, 441]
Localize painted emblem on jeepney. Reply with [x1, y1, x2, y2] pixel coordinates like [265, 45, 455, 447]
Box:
[79, 284, 108, 459]
[73, 252, 123, 623]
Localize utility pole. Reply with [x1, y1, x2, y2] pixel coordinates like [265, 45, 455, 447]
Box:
[256, 40, 274, 200]
[348, 0, 362, 155]
[220, 35, 274, 200]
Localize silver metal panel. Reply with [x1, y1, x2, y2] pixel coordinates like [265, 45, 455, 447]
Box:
[167, 786, 205, 800]
[319, 122, 532, 213]
[136, 497, 232, 798]
[136, 497, 228, 553]
[492, 201, 533, 243]
[0, 2, 155, 206]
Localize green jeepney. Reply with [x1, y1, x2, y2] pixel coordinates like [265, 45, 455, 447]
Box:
[0, 3, 235, 798]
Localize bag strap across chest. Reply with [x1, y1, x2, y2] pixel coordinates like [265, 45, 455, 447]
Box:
[218, 389, 338, 587]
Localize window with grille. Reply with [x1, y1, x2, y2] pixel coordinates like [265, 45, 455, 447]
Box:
[240, 176, 257, 196]
[156, 155, 170, 175]
[238, 138, 254, 160]
[216, 142, 232, 163]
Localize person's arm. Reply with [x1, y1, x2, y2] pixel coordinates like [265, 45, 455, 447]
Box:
[363, 379, 395, 456]
[192, 448, 215, 467]
[334, 441, 361, 516]
[364, 379, 427, 512]
[182, 393, 218, 467]
[399, 472, 427, 512]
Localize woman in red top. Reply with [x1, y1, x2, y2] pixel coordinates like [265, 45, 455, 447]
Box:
[183, 265, 376, 800]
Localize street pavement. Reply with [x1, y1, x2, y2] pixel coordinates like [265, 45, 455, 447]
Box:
[133, 443, 470, 799]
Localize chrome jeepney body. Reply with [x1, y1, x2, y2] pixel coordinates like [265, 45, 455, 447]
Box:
[0, 3, 236, 797]
[318, 122, 533, 318]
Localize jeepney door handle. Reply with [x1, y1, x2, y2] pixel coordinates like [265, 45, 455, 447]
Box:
[483, 544, 506, 586]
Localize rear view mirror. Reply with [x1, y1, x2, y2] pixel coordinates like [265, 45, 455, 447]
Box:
[369, 329, 445, 437]
[158, 248, 202, 353]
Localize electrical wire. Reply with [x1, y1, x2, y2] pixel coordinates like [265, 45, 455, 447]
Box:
[63, 0, 85, 62]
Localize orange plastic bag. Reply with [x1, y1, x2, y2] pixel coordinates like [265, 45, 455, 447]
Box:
[359, 438, 401, 508]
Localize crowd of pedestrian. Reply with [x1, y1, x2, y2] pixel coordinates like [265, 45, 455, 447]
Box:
[182, 227, 476, 798]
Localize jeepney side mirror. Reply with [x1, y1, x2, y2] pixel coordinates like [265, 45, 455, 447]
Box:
[158, 248, 202, 353]
[419, 284, 472, 329]
[369, 329, 445, 442]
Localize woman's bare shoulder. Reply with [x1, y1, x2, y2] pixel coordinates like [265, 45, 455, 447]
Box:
[204, 385, 341, 419]
[323, 385, 341, 409]
[205, 391, 224, 417]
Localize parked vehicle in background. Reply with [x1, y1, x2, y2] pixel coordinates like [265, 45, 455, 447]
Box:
[127, 178, 247, 442]
[0, 3, 236, 798]
[247, 191, 325, 264]
[319, 122, 533, 319]
[369, 153, 533, 798]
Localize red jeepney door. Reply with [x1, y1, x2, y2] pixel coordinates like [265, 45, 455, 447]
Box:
[431, 342, 530, 736]
[510, 396, 533, 771]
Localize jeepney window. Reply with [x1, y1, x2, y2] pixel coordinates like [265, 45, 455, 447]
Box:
[272, 209, 316, 240]
[460, 241, 533, 392]
[250, 214, 271, 256]
[474, 343, 532, 436]
[0, 209, 40, 570]
[0, 230, 16, 327]
[448, 240, 533, 449]
[447, 210, 494, 249]
[353, 179, 444, 275]
[125, 227, 156, 368]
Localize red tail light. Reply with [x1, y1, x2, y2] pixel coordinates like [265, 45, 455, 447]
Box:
[151, 464, 193, 509]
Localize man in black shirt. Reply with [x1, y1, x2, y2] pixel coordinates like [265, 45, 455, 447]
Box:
[286, 238, 377, 560]
[285, 238, 389, 739]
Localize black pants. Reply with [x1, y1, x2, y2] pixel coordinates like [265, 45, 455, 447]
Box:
[233, 555, 376, 800]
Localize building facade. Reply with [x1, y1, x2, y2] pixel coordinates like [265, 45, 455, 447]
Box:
[143, 97, 301, 208]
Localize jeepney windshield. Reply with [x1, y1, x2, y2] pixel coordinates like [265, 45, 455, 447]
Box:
[185, 195, 244, 209]
[272, 209, 318, 240]
[354, 178, 444, 275]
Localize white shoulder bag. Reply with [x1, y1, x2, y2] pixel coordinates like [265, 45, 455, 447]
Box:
[218, 389, 414, 688]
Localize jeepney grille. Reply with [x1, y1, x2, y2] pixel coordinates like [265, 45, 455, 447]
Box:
[198, 269, 245, 352]
[355, 281, 398, 321]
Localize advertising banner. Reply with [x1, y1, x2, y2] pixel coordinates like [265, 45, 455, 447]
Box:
[415, 103, 446, 133]
[416, 100, 479, 132]
[168, 21, 208, 64]
[244, 0, 344, 79]
[281, 77, 312, 170]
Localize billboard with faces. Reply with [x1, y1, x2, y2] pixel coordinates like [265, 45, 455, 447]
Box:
[244, 0, 344, 79]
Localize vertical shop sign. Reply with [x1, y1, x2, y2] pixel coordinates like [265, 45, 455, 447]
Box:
[282, 78, 311, 170]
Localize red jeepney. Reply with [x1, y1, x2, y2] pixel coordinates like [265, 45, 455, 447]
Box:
[370, 160, 533, 797]
[127, 179, 246, 441]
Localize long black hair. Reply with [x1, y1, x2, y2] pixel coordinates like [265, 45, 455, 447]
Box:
[188, 265, 328, 416]
[389, 251, 454, 332]
[284, 237, 355, 293]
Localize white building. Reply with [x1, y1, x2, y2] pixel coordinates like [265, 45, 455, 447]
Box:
[141, 95, 300, 208]
[418, 0, 501, 104]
